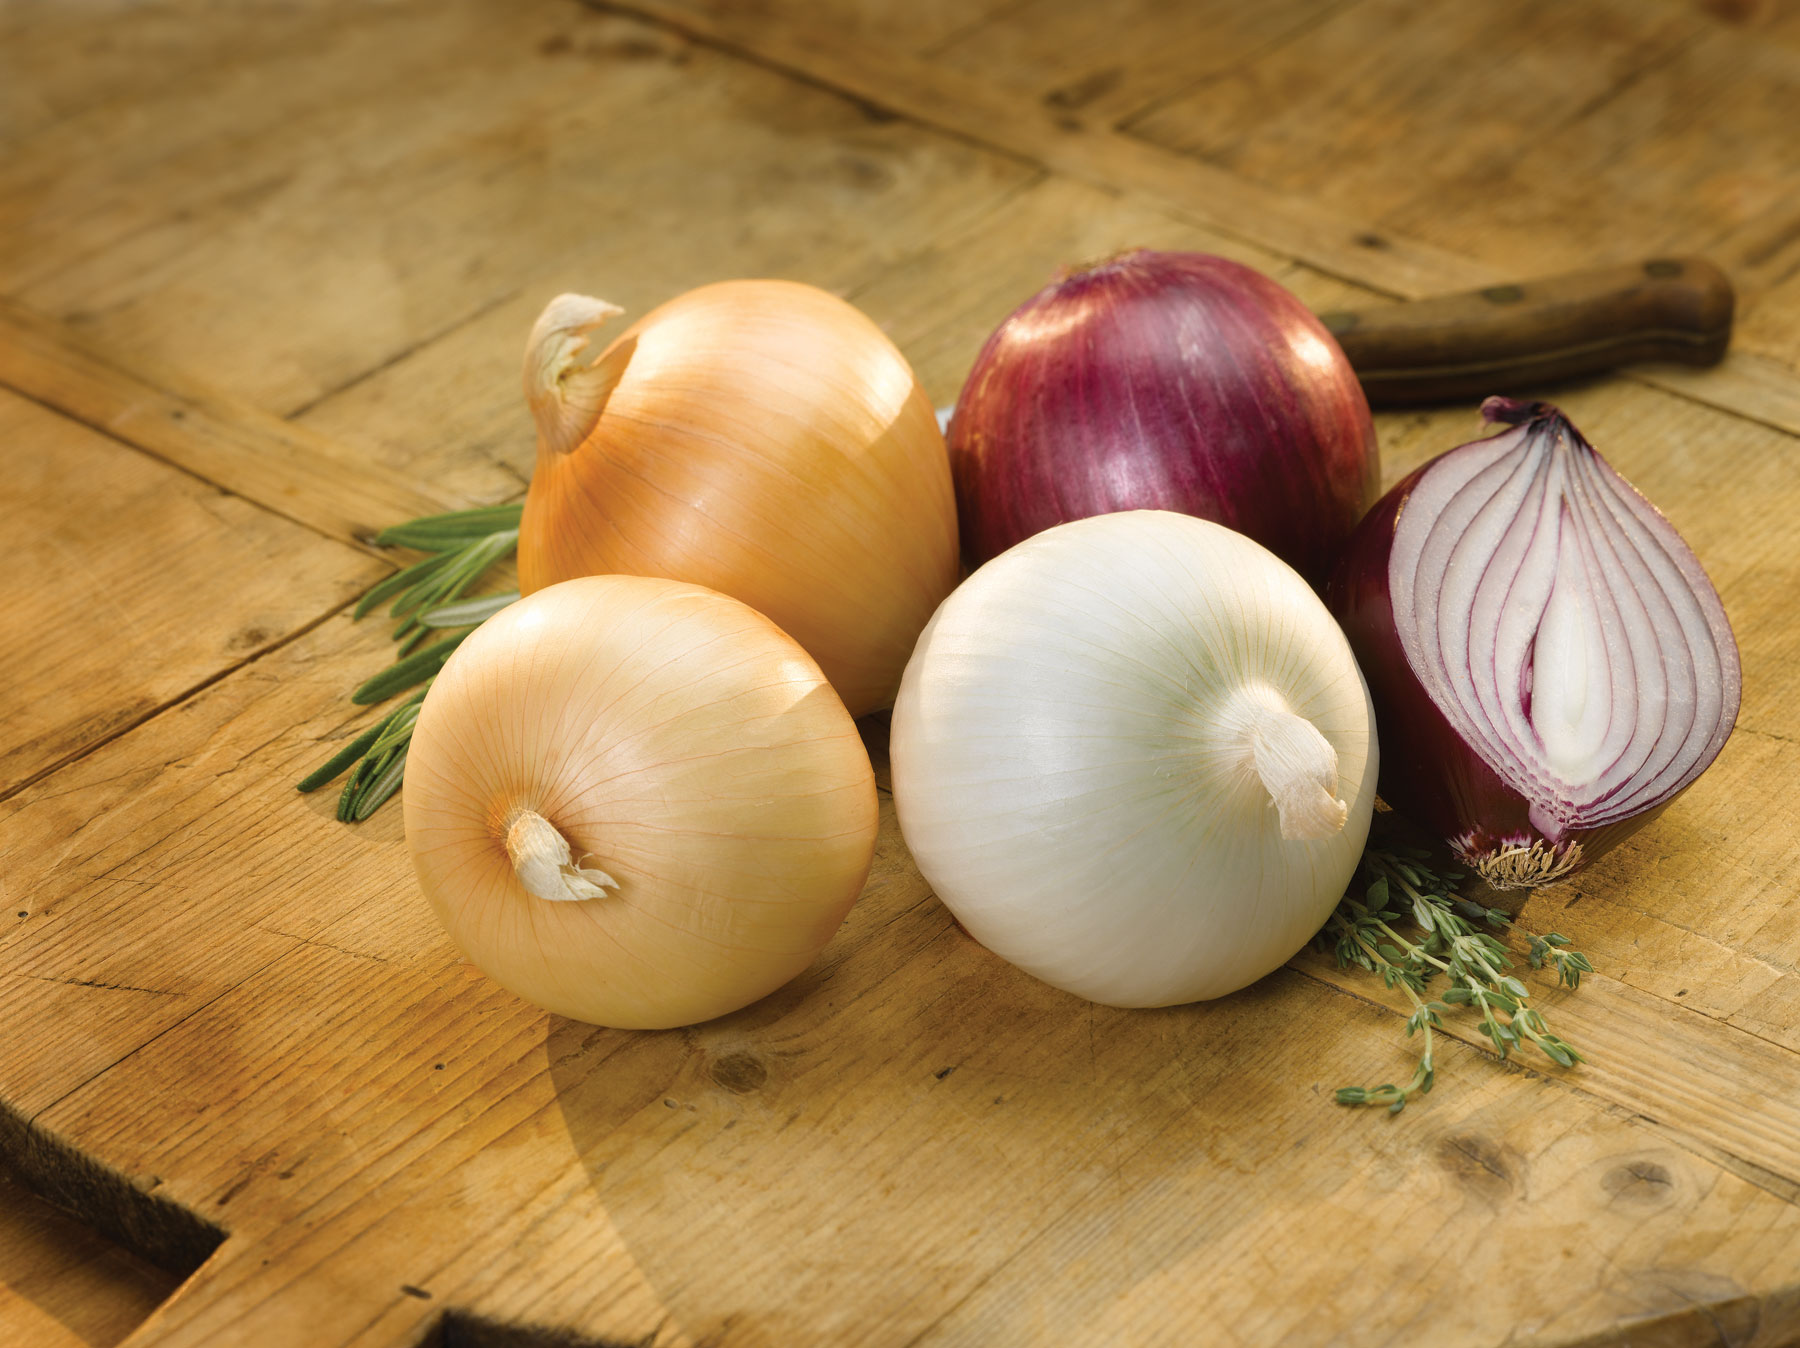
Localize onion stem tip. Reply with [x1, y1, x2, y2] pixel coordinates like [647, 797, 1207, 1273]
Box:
[504, 809, 619, 903]
[1243, 701, 1348, 841]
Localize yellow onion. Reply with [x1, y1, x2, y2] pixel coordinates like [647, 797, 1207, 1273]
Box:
[403, 575, 878, 1029]
[518, 281, 960, 717]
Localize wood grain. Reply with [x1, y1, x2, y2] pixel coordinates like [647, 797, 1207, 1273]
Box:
[917, 0, 1353, 130]
[0, 389, 379, 799]
[1125, 0, 1706, 244]
[3, 1, 1800, 1345]
[604, 0, 1490, 298]
[0, 299, 468, 547]
[0, 1174, 177, 1348]
[613, 0, 1800, 440]
[0, 0, 1031, 503]
[9, 617, 1800, 1347]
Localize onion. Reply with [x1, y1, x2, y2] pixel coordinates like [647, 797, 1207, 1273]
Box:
[403, 575, 878, 1029]
[1329, 397, 1740, 890]
[947, 250, 1379, 586]
[518, 282, 960, 717]
[890, 510, 1378, 1007]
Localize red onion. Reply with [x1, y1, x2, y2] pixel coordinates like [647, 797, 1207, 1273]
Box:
[947, 250, 1379, 585]
[1329, 397, 1740, 889]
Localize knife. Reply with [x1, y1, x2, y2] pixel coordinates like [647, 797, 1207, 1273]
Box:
[1317, 257, 1734, 406]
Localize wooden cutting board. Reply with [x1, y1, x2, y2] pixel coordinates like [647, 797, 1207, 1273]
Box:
[6, 3, 1800, 1345]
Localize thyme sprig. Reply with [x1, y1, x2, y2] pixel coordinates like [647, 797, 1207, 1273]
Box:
[298, 504, 521, 821]
[1322, 844, 1593, 1114]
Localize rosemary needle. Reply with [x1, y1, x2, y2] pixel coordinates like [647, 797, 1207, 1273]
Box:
[298, 503, 522, 819]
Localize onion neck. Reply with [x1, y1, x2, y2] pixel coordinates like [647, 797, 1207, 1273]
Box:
[523, 293, 627, 457]
[1229, 692, 1347, 841]
[503, 809, 619, 903]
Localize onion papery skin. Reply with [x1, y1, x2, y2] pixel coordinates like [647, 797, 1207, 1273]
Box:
[1328, 398, 1741, 890]
[518, 280, 960, 718]
[890, 510, 1378, 1008]
[403, 576, 878, 1029]
[947, 250, 1379, 587]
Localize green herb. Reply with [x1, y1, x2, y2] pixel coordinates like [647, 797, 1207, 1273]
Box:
[298, 504, 522, 820]
[1321, 842, 1594, 1114]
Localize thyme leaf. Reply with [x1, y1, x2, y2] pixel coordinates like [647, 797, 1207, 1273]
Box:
[1321, 836, 1594, 1114]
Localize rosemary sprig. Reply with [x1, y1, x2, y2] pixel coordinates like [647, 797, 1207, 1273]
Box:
[1322, 843, 1594, 1114]
[298, 504, 522, 821]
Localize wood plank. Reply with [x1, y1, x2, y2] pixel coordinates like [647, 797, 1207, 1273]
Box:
[0, 0, 1032, 505]
[908, 1047, 1800, 1348]
[931, 0, 1354, 129]
[0, 2, 389, 148]
[605, 0, 1488, 299]
[3, 4, 1800, 1344]
[1125, 0, 1800, 418]
[1124, 0, 1704, 251]
[673, 0, 1354, 130]
[0, 389, 380, 799]
[655, 0, 1008, 55]
[609, 0, 1800, 444]
[0, 299, 469, 547]
[1408, 25, 1800, 304]
[10, 618, 1800, 1345]
[0, 1174, 177, 1348]
[842, 174, 1388, 406]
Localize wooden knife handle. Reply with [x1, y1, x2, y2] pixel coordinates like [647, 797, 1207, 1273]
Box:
[1318, 257, 1735, 406]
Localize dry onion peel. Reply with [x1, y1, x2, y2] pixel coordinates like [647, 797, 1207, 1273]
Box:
[403, 575, 878, 1029]
[518, 280, 960, 717]
[891, 510, 1378, 1007]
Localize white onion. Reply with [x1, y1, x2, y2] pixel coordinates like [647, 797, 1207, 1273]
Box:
[890, 510, 1378, 1007]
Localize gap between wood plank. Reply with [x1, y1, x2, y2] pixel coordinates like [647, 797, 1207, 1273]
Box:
[0, 298, 470, 555]
[0, 1097, 227, 1279]
[282, 286, 525, 422]
[578, 0, 1482, 296]
[1110, 0, 1368, 137]
[0, 599, 363, 811]
[0, 299, 515, 812]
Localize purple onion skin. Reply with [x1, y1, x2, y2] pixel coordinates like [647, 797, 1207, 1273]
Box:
[1327, 401, 1734, 890]
[949, 251, 1379, 587]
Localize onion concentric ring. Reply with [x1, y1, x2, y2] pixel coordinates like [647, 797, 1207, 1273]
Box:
[1330, 398, 1740, 888]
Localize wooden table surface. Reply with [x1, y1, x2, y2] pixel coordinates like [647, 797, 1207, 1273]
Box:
[4, 2, 1800, 1345]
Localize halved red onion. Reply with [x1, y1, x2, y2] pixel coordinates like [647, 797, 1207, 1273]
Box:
[948, 250, 1379, 586]
[1329, 397, 1740, 889]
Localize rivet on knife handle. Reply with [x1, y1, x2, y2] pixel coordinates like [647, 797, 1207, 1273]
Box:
[1318, 257, 1735, 406]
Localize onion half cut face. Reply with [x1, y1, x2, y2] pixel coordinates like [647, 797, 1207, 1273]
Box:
[1332, 398, 1740, 889]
